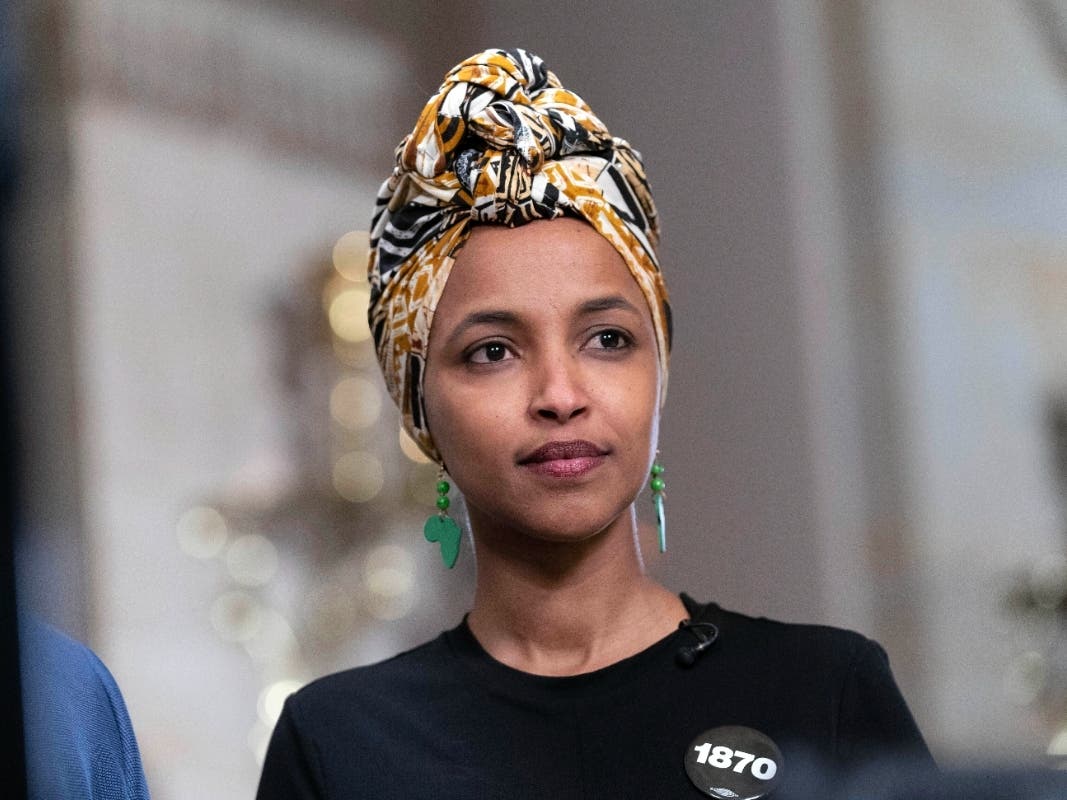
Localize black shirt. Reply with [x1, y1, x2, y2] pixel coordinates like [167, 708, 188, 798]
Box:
[257, 595, 933, 799]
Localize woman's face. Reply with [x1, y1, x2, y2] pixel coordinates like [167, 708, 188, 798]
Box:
[424, 217, 660, 545]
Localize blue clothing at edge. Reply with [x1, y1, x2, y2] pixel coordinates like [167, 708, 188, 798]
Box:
[21, 618, 150, 800]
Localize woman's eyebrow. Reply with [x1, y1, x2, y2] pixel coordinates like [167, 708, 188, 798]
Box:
[577, 295, 642, 316]
[442, 310, 520, 346]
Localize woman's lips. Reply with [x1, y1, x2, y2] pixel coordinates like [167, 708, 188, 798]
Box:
[518, 440, 608, 479]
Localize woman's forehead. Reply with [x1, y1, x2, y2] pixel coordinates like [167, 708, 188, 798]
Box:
[444, 218, 643, 306]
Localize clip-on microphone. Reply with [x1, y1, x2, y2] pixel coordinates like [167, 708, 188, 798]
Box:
[676, 620, 719, 668]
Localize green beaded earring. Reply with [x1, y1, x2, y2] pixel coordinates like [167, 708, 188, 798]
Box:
[424, 470, 462, 568]
[650, 461, 666, 553]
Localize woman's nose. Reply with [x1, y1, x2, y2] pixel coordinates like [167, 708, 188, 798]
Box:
[530, 355, 588, 423]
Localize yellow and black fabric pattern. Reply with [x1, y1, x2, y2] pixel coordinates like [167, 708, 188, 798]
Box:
[368, 47, 671, 464]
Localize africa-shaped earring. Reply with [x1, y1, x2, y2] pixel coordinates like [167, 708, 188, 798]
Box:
[424, 470, 461, 568]
[650, 461, 666, 553]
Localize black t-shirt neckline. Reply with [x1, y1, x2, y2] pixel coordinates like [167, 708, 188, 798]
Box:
[442, 593, 714, 705]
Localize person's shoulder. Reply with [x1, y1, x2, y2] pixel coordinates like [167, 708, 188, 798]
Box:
[22, 617, 130, 706]
[20, 616, 151, 800]
[683, 593, 877, 668]
[286, 630, 453, 714]
[23, 618, 100, 672]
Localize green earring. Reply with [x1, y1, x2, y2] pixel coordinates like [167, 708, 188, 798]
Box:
[650, 461, 666, 553]
[424, 472, 461, 568]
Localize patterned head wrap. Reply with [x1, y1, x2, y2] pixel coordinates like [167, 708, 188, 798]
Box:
[368, 47, 671, 464]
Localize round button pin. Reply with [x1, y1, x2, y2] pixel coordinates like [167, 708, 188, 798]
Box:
[684, 726, 784, 799]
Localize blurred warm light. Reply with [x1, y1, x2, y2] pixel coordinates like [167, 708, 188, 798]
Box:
[1003, 650, 1047, 706]
[1048, 726, 1067, 757]
[364, 544, 414, 594]
[332, 230, 370, 283]
[364, 544, 416, 621]
[242, 609, 299, 665]
[366, 590, 416, 621]
[332, 451, 384, 502]
[330, 375, 382, 431]
[176, 505, 229, 559]
[328, 285, 372, 343]
[210, 591, 263, 642]
[331, 336, 377, 368]
[226, 533, 279, 587]
[398, 427, 432, 464]
[258, 679, 304, 727]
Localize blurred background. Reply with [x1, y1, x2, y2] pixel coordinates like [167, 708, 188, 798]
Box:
[5, 0, 1067, 796]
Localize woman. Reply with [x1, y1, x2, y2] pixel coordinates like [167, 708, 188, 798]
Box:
[257, 48, 932, 799]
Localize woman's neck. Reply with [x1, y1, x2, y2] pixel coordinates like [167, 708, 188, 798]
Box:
[465, 507, 687, 676]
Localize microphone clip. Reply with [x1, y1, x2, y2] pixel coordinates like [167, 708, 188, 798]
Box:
[676, 620, 719, 668]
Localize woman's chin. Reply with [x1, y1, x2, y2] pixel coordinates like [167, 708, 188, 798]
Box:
[480, 508, 635, 551]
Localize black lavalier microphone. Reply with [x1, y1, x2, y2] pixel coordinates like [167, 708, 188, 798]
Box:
[676, 620, 719, 667]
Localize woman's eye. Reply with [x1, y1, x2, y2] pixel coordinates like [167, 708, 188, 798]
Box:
[468, 342, 512, 364]
[588, 329, 629, 350]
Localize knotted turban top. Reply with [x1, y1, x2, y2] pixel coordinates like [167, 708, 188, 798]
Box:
[368, 47, 671, 464]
